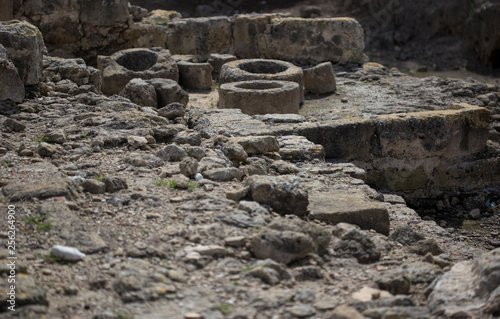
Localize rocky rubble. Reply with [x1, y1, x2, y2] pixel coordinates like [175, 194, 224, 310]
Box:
[0, 8, 499, 319]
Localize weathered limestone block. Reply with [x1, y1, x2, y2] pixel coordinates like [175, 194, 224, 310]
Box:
[231, 135, 279, 155]
[0, 44, 24, 102]
[250, 218, 331, 264]
[166, 17, 233, 55]
[146, 78, 189, 107]
[144, 10, 182, 24]
[308, 190, 390, 235]
[233, 14, 279, 59]
[177, 61, 213, 90]
[234, 15, 365, 64]
[97, 48, 178, 95]
[219, 80, 300, 115]
[375, 103, 490, 159]
[246, 175, 309, 216]
[208, 53, 236, 80]
[277, 135, 325, 162]
[119, 78, 157, 108]
[0, 0, 13, 21]
[79, 0, 129, 26]
[303, 62, 336, 94]
[428, 248, 500, 316]
[0, 20, 44, 85]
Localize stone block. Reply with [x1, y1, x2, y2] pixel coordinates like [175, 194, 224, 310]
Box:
[308, 190, 390, 235]
[166, 17, 233, 55]
[177, 61, 213, 90]
[0, 20, 44, 85]
[79, 0, 129, 26]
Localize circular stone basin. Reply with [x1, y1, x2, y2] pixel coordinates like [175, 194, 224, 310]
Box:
[238, 60, 289, 74]
[115, 49, 158, 71]
[218, 80, 300, 115]
[234, 81, 284, 90]
[219, 59, 304, 103]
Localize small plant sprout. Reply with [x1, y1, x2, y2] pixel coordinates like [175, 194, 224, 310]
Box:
[168, 179, 177, 189]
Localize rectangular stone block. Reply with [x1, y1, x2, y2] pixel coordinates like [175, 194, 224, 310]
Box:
[166, 17, 233, 56]
[308, 190, 390, 235]
[234, 15, 365, 64]
[376, 104, 490, 159]
[79, 0, 129, 26]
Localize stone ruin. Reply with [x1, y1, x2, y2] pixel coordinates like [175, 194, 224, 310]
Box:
[1, 1, 500, 318]
[0, 0, 498, 215]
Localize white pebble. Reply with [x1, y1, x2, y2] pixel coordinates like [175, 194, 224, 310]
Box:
[50, 245, 85, 261]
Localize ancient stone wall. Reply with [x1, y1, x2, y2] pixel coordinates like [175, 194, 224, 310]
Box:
[1, 1, 365, 65]
[167, 14, 366, 64]
[1, 0, 166, 61]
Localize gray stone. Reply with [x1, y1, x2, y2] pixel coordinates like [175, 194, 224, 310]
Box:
[80, 0, 129, 26]
[278, 135, 325, 162]
[179, 157, 198, 177]
[286, 304, 316, 318]
[45, 129, 67, 144]
[3, 178, 78, 202]
[410, 239, 445, 256]
[326, 305, 365, 319]
[158, 102, 186, 120]
[270, 160, 300, 174]
[250, 218, 331, 264]
[170, 174, 191, 189]
[127, 135, 149, 148]
[253, 113, 306, 123]
[303, 62, 336, 94]
[215, 209, 265, 228]
[246, 259, 292, 285]
[202, 167, 244, 182]
[208, 53, 237, 80]
[389, 226, 425, 246]
[102, 177, 128, 193]
[401, 262, 443, 284]
[246, 162, 267, 176]
[221, 142, 248, 162]
[224, 236, 247, 247]
[119, 78, 157, 108]
[238, 201, 269, 216]
[146, 78, 189, 107]
[308, 190, 390, 235]
[428, 248, 500, 316]
[0, 52, 24, 102]
[232, 135, 279, 155]
[3, 118, 25, 132]
[156, 144, 187, 162]
[0, 20, 44, 85]
[375, 269, 412, 295]
[246, 175, 309, 216]
[125, 153, 164, 168]
[177, 61, 213, 90]
[82, 179, 106, 194]
[331, 223, 381, 264]
[171, 130, 201, 146]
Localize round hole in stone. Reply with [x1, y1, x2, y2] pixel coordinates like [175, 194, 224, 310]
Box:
[116, 50, 158, 71]
[235, 82, 284, 90]
[239, 61, 288, 74]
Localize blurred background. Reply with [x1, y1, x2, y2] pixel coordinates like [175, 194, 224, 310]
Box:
[130, 0, 500, 84]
